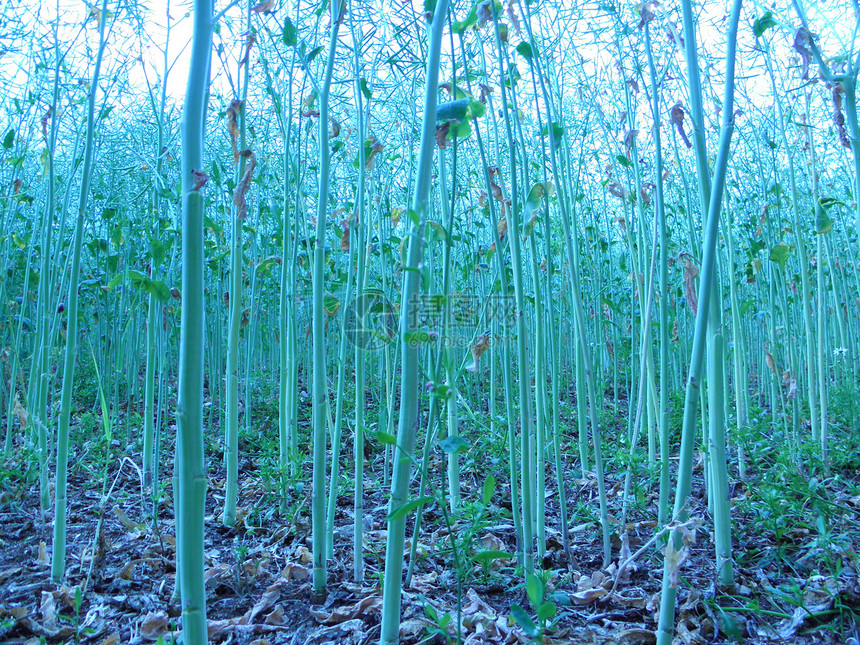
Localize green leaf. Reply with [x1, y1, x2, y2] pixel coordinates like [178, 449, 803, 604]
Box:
[482, 474, 495, 506]
[438, 435, 469, 454]
[2, 129, 14, 149]
[815, 209, 834, 234]
[509, 605, 539, 638]
[516, 42, 534, 62]
[436, 98, 471, 122]
[386, 495, 435, 521]
[526, 573, 543, 607]
[282, 16, 298, 46]
[541, 122, 564, 149]
[468, 99, 487, 119]
[768, 242, 791, 268]
[375, 430, 397, 445]
[471, 550, 513, 564]
[426, 220, 449, 244]
[753, 11, 777, 37]
[522, 182, 553, 238]
[818, 196, 843, 209]
[149, 280, 170, 303]
[323, 293, 341, 315]
[151, 238, 166, 266]
[449, 121, 472, 140]
[536, 601, 556, 622]
[431, 383, 450, 399]
[452, 2, 479, 33]
[359, 77, 371, 100]
[304, 45, 324, 66]
[616, 154, 632, 168]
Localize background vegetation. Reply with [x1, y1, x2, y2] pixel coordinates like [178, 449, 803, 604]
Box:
[0, 0, 858, 643]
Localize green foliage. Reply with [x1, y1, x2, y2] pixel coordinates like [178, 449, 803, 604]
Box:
[510, 571, 559, 642]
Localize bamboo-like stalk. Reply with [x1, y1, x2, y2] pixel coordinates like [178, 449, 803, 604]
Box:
[224, 0, 253, 527]
[762, 49, 821, 452]
[459, 33, 523, 563]
[172, 0, 213, 637]
[349, 1, 369, 580]
[379, 0, 450, 639]
[51, 0, 111, 583]
[311, 0, 344, 596]
[657, 0, 742, 640]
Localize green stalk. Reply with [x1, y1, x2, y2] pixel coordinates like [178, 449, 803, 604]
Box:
[657, 0, 742, 640]
[172, 0, 213, 637]
[527, 41, 610, 568]
[724, 206, 749, 481]
[762, 50, 820, 449]
[642, 19, 672, 524]
[460, 32, 523, 562]
[379, 0, 449, 639]
[224, 0, 253, 527]
[350, 3, 369, 580]
[311, 0, 344, 596]
[488, 6, 535, 570]
[325, 188, 356, 559]
[438, 143, 460, 512]
[51, 0, 111, 583]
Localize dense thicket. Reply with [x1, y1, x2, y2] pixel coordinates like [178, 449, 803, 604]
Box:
[1, 0, 859, 643]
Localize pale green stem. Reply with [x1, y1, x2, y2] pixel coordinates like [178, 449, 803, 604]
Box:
[51, 0, 111, 584]
[311, 2, 343, 596]
[379, 1, 449, 640]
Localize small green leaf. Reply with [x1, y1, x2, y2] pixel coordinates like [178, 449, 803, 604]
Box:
[149, 280, 170, 303]
[375, 430, 397, 445]
[386, 495, 435, 521]
[468, 99, 487, 119]
[304, 45, 324, 66]
[516, 42, 534, 62]
[482, 474, 495, 506]
[436, 98, 471, 123]
[359, 77, 371, 100]
[815, 209, 834, 234]
[509, 604, 539, 638]
[768, 242, 791, 268]
[151, 238, 166, 266]
[2, 129, 14, 149]
[753, 11, 777, 38]
[323, 293, 341, 315]
[423, 603, 438, 621]
[522, 182, 552, 237]
[438, 435, 469, 454]
[536, 600, 556, 622]
[526, 573, 543, 607]
[616, 154, 632, 168]
[471, 550, 513, 564]
[452, 2, 479, 33]
[282, 16, 298, 46]
[432, 383, 450, 399]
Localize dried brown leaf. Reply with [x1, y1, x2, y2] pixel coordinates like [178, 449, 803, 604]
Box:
[140, 611, 170, 641]
[670, 102, 691, 148]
